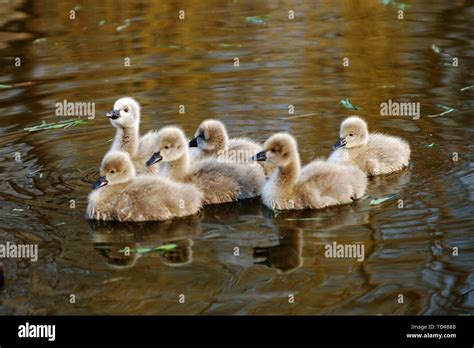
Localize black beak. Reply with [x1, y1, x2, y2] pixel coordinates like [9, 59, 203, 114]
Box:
[252, 151, 267, 162]
[146, 152, 163, 167]
[92, 176, 108, 190]
[189, 137, 198, 147]
[106, 110, 120, 120]
[332, 138, 347, 150]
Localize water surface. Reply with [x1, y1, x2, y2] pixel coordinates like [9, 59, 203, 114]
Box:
[0, 0, 473, 315]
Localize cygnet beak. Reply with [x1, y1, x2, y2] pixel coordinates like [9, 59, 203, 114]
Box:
[252, 151, 267, 162]
[146, 152, 163, 167]
[106, 110, 121, 120]
[189, 137, 198, 147]
[332, 138, 347, 150]
[92, 176, 108, 190]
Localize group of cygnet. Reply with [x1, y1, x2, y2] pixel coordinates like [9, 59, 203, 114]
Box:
[86, 97, 411, 222]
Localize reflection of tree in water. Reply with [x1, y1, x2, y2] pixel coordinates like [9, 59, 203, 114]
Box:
[88, 215, 201, 269]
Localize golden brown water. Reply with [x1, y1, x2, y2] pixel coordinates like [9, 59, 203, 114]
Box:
[0, 0, 473, 315]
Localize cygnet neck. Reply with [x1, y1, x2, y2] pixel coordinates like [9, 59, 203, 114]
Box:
[166, 147, 190, 181]
[113, 124, 139, 156]
[216, 132, 228, 153]
[275, 151, 301, 187]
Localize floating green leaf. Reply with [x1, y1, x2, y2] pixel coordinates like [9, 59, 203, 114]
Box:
[285, 217, 325, 221]
[33, 38, 47, 44]
[437, 104, 453, 111]
[119, 243, 177, 254]
[284, 113, 317, 120]
[340, 99, 359, 110]
[103, 276, 125, 284]
[431, 44, 441, 54]
[0, 81, 33, 89]
[98, 19, 106, 26]
[243, 15, 270, 25]
[218, 43, 239, 48]
[428, 104, 456, 118]
[116, 19, 132, 32]
[394, 2, 409, 10]
[460, 85, 474, 91]
[381, 0, 409, 10]
[425, 143, 436, 148]
[369, 195, 395, 206]
[24, 119, 87, 132]
[27, 169, 43, 178]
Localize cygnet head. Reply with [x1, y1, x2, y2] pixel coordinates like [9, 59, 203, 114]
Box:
[188, 119, 228, 152]
[333, 116, 369, 150]
[92, 151, 136, 189]
[146, 126, 187, 167]
[106, 97, 141, 129]
[252, 133, 299, 168]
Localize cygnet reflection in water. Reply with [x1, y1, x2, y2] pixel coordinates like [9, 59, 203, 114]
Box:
[89, 215, 202, 269]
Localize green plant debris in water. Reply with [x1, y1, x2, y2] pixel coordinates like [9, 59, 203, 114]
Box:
[119, 244, 177, 254]
[0, 81, 33, 89]
[284, 113, 317, 120]
[431, 44, 441, 54]
[27, 169, 43, 178]
[460, 85, 474, 91]
[243, 15, 270, 25]
[33, 38, 47, 44]
[340, 99, 359, 110]
[369, 195, 395, 206]
[428, 104, 456, 118]
[285, 217, 325, 221]
[425, 143, 436, 148]
[382, 0, 410, 10]
[24, 119, 87, 132]
[218, 43, 242, 48]
[116, 19, 132, 32]
[102, 277, 125, 284]
[431, 43, 454, 64]
[437, 104, 454, 111]
[98, 19, 106, 26]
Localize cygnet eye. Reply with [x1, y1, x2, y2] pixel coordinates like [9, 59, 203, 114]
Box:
[110, 170, 116, 174]
[270, 149, 276, 153]
[349, 133, 354, 137]
[124, 107, 129, 113]
[164, 145, 169, 149]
